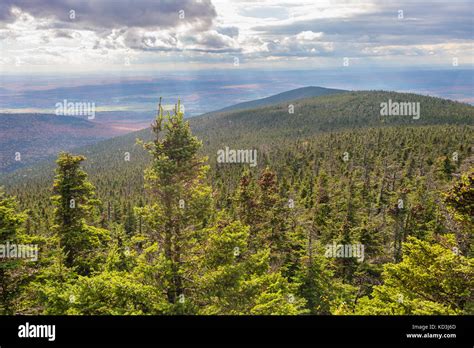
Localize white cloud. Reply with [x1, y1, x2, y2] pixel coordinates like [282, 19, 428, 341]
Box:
[0, 0, 472, 72]
[296, 31, 323, 41]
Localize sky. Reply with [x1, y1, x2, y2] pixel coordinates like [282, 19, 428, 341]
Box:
[0, 0, 473, 74]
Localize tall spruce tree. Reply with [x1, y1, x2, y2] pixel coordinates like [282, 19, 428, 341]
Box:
[51, 153, 108, 274]
[0, 188, 25, 314]
[195, 212, 305, 314]
[138, 98, 212, 307]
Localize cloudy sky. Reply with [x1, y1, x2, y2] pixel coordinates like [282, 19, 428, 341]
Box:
[0, 0, 472, 73]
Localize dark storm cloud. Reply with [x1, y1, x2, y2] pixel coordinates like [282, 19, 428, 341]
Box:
[0, 0, 217, 30]
[253, 1, 473, 45]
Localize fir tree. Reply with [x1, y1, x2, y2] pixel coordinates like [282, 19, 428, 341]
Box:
[0, 188, 25, 314]
[51, 153, 108, 274]
[137, 98, 212, 306]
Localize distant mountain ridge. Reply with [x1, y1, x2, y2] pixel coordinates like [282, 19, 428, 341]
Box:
[214, 86, 346, 113]
[0, 86, 345, 172]
[2, 89, 473, 185]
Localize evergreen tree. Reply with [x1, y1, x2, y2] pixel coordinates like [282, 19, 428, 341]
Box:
[234, 167, 259, 229]
[444, 169, 473, 255]
[195, 213, 305, 314]
[352, 235, 473, 315]
[0, 188, 25, 314]
[297, 251, 334, 314]
[137, 99, 212, 307]
[51, 153, 108, 274]
[257, 167, 291, 269]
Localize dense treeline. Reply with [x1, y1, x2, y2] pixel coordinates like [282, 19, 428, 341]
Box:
[0, 94, 473, 315]
[3, 90, 474, 186]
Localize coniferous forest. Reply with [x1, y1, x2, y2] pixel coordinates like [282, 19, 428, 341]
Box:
[2, 1, 474, 346]
[1, 92, 473, 316]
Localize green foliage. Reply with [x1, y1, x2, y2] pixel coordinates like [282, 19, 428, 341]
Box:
[195, 214, 306, 315]
[443, 169, 474, 256]
[63, 271, 170, 315]
[137, 99, 212, 307]
[444, 169, 473, 223]
[51, 153, 109, 273]
[352, 235, 473, 315]
[1, 93, 473, 315]
[297, 256, 335, 314]
[0, 188, 26, 314]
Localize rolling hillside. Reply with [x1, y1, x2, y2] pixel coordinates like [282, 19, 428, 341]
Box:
[2, 88, 473, 318]
[0, 86, 347, 173]
[214, 86, 346, 113]
[2, 89, 473, 189]
[0, 114, 122, 172]
[0, 112, 155, 172]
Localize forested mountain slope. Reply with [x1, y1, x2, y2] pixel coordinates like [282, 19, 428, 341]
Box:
[3, 90, 473, 186]
[214, 86, 346, 113]
[1, 89, 473, 315]
[0, 113, 130, 172]
[0, 86, 348, 173]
